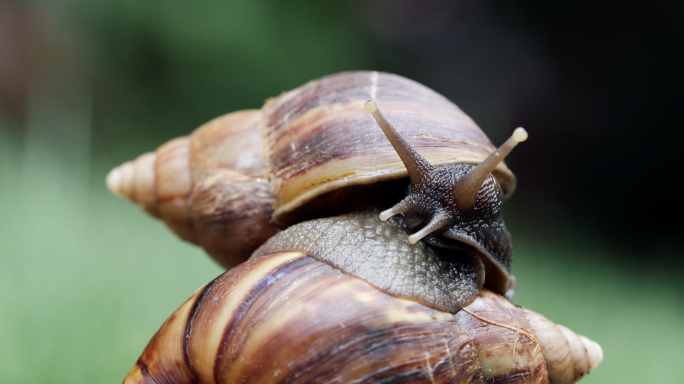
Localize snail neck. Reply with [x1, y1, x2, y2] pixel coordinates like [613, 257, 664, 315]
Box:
[253, 209, 485, 313]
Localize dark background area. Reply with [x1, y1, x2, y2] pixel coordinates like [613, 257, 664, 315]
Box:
[1, 0, 682, 382]
[4, 0, 681, 253]
[359, 0, 684, 254]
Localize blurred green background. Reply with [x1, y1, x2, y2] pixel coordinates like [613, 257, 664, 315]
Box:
[1, 0, 682, 383]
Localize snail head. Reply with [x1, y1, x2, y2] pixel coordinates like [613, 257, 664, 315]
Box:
[364, 100, 528, 245]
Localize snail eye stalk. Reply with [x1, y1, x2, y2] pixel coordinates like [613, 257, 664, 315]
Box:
[364, 100, 434, 184]
[407, 210, 451, 244]
[365, 99, 529, 244]
[452, 127, 528, 209]
[379, 198, 410, 222]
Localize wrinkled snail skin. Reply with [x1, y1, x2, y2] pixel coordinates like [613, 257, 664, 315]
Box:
[253, 210, 487, 313]
[106, 71, 516, 272]
[123, 252, 602, 384]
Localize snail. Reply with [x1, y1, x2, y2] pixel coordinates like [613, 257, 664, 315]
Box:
[107, 71, 524, 310]
[123, 251, 603, 384]
[108, 72, 602, 382]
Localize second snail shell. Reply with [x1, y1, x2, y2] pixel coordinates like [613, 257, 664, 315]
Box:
[124, 252, 602, 384]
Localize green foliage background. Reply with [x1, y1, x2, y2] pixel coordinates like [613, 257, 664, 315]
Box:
[1, 1, 682, 383]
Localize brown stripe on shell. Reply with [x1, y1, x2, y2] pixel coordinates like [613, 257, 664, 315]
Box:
[186, 110, 276, 268]
[458, 290, 548, 384]
[136, 360, 150, 380]
[155, 136, 197, 243]
[212, 256, 321, 383]
[184, 274, 224, 373]
[261, 71, 516, 226]
[189, 169, 276, 269]
[123, 283, 206, 384]
[184, 252, 308, 384]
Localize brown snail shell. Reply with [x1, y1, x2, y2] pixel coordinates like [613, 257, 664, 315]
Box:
[106, 71, 515, 273]
[109, 74, 603, 381]
[261, 71, 516, 226]
[107, 110, 278, 268]
[123, 251, 602, 384]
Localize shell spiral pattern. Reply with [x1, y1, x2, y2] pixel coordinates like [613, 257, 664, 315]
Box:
[124, 252, 602, 384]
[106, 110, 278, 269]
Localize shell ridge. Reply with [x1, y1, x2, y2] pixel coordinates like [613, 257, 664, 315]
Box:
[461, 308, 539, 350]
[183, 273, 224, 382]
[457, 294, 549, 384]
[523, 310, 577, 384]
[213, 256, 315, 383]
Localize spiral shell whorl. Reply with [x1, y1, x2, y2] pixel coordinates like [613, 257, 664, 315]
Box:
[106, 111, 277, 269]
[106, 152, 160, 218]
[522, 311, 602, 383]
[106, 137, 196, 242]
[124, 252, 601, 384]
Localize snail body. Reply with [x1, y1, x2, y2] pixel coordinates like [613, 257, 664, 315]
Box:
[124, 252, 602, 384]
[108, 71, 522, 309]
[109, 72, 603, 383]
